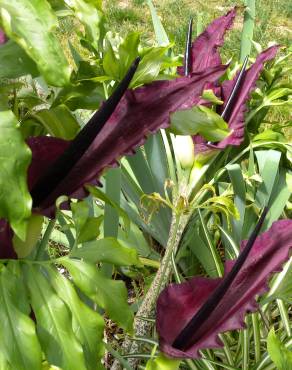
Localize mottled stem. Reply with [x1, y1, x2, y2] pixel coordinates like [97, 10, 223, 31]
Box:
[111, 207, 189, 369]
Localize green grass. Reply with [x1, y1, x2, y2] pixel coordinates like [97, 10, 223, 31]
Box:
[104, 0, 291, 57]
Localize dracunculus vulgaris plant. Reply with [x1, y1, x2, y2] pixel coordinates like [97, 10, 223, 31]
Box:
[156, 210, 292, 358]
[0, 7, 278, 260]
[175, 8, 279, 162]
[0, 34, 229, 258]
[110, 9, 285, 368]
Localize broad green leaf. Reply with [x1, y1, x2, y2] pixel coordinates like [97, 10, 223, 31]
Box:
[71, 200, 103, 244]
[170, 105, 230, 141]
[0, 0, 71, 86]
[0, 111, 32, 239]
[61, 259, 133, 332]
[70, 237, 142, 266]
[118, 33, 140, 77]
[103, 42, 120, 79]
[64, 0, 103, 49]
[32, 105, 80, 140]
[52, 82, 104, 110]
[130, 46, 169, 87]
[13, 214, 44, 258]
[23, 264, 87, 370]
[0, 262, 42, 370]
[0, 40, 38, 79]
[146, 353, 180, 370]
[45, 266, 105, 370]
[267, 328, 292, 370]
[253, 129, 285, 142]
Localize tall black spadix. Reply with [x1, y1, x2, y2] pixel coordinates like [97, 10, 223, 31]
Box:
[184, 18, 193, 76]
[173, 207, 268, 351]
[31, 57, 140, 207]
[220, 55, 249, 121]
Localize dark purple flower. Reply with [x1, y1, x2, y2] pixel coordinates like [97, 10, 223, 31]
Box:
[178, 8, 237, 75]
[27, 64, 227, 215]
[177, 7, 279, 157]
[156, 217, 292, 358]
[193, 46, 279, 158]
[0, 53, 227, 257]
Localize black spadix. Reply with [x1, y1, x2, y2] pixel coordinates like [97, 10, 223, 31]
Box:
[31, 57, 140, 207]
[220, 55, 249, 122]
[184, 18, 193, 76]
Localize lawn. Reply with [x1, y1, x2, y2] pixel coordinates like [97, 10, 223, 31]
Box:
[104, 0, 292, 56]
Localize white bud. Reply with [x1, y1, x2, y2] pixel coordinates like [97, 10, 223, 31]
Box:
[174, 135, 195, 169]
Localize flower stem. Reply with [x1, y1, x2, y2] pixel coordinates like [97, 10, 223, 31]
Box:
[110, 205, 190, 369]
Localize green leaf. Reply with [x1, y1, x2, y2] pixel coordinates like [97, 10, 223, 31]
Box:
[0, 111, 32, 239]
[118, 33, 140, 77]
[201, 89, 223, 105]
[240, 0, 255, 62]
[70, 237, 142, 266]
[45, 266, 105, 370]
[0, 0, 71, 86]
[104, 167, 121, 239]
[23, 264, 87, 370]
[253, 129, 286, 142]
[32, 105, 80, 140]
[147, 0, 169, 46]
[130, 46, 169, 87]
[226, 164, 246, 244]
[255, 149, 281, 208]
[0, 262, 42, 370]
[146, 353, 180, 370]
[263, 88, 292, 107]
[54, 82, 104, 110]
[265, 257, 292, 303]
[13, 214, 44, 258]
[169, 105, 230, 141]
[267, 328, 292, 370]
[64, 0, 103, 49]
[61, 259, 133, 332]
[86, 185, 130, 234]
[0, 40, 38, 79]
[71, 200, 103, 244]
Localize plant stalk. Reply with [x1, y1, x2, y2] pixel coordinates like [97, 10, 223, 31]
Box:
[111, 207, 189, 369]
